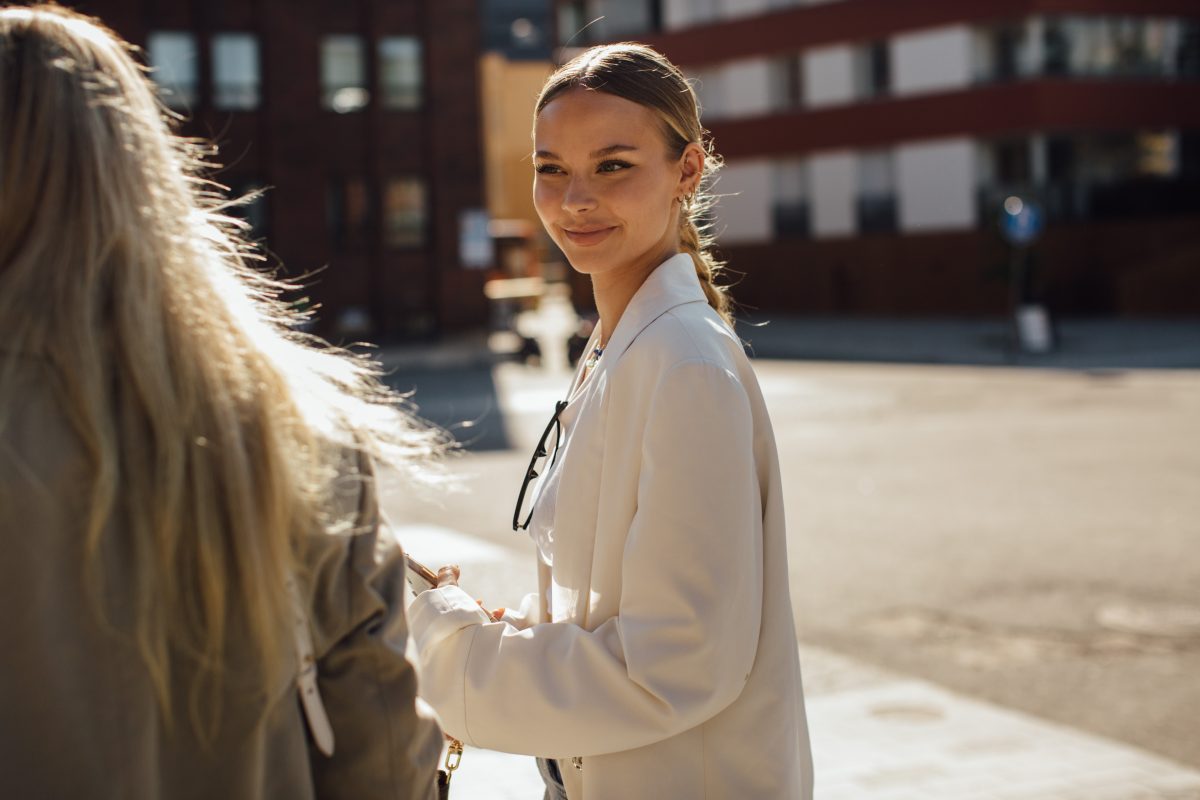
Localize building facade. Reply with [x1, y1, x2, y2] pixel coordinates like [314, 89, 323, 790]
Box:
[554, 0, 1200, 316]
[68, 0, 490, 339]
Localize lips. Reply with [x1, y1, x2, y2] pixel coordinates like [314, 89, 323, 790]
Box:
[562, 225, 616, 247]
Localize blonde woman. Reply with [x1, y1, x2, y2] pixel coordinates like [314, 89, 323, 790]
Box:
[410, 44, 813, 799]
[0, 6, 443, 798]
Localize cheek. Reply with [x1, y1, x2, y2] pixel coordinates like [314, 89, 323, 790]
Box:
[532, 180, 559, 221]
[616, 171, 675, 227]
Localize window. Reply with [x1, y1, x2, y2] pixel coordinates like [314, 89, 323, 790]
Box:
[684, 0, 720, 28]
[1039, 132, 1199, 221]
[384, 178, 427, 248]
[768, 53, 804, 111]
[853, 40, 890, 99]
[599, 0, 656, 39]
[1043, 18, 1073, 76]
[1179, 21, 1200, 78]
[327, 178, 371, 250]
[1182, 131, 1200, 178]
[689, 67, 724, 121]
[379, 37, 422, 110]
[1042, 16, 1197, 79]
[147, 32, 198, 109]
[321, 35, 368, 113]
[973, 22, 1027, 83]
[856, 150, 897, 233]
[772, 159, 809, 237]
[212, 33, 260, 110]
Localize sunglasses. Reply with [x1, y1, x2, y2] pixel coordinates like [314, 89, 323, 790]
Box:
[512, 400, 569, 532]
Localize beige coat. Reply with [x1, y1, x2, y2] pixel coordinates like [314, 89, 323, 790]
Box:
[410, 254, 814, 799]
[0, 352, 443, 799]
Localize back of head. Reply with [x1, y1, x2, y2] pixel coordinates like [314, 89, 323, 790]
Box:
[536, 43, 733, 325]
[0, 5, 442, 737]
[0, 5, 183, 333]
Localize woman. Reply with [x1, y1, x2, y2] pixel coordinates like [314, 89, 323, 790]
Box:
[410, 44, 813, 799]
[0, 7, 443, 798]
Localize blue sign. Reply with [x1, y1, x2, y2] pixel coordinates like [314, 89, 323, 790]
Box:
[1001, 197, 1043, 246]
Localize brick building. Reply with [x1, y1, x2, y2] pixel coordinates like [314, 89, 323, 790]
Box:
[67, 0, 490, 339]
[554, 0, 1200, 316]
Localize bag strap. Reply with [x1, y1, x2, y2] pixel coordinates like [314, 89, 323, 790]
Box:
[287, 576, 335, 757]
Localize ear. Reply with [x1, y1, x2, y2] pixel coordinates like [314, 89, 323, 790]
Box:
[677, 142, 704, 198]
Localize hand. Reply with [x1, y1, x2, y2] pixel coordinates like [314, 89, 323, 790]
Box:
[436, 564, 460, 588]
[477, 599, 505, 620]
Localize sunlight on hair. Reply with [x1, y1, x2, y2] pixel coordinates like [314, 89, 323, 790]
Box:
[0, 4, 450, 741]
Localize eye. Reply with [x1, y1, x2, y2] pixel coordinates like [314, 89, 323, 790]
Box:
[597, 160, 633, 174]
[534, 163, 564, 175]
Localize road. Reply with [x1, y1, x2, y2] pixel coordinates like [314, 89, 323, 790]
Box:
[380, 354, 1200, 783]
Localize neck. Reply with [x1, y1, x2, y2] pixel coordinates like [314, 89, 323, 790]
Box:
[593, 244, 680, 345]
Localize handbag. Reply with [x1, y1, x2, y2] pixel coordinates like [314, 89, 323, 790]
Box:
[290, 575, 466, 796]
[437, 739, 464, 799]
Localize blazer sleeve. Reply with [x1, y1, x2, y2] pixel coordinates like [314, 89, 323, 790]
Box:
[498, 591, 542, 630]
[409, 359, 763, 758]
[304, 456, 444, 799]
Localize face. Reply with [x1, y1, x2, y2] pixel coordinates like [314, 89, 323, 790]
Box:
[533, 88, 702, 284]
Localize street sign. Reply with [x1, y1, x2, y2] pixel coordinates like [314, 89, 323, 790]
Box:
[459, 208, 493, 269]
[1001, 196, 1043, 247]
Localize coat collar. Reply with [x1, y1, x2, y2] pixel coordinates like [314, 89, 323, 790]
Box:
[595, 252, 708, 368]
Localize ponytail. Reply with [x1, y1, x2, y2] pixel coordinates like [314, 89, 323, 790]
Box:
[677, 138, 733, 328]
[680, 213, 733, 327]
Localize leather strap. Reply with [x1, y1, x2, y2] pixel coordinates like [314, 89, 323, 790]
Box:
[288, 576, 335, 757]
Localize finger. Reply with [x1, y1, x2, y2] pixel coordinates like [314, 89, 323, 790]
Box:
[491, 608, 506, 620]
[436, 564, 460, 588]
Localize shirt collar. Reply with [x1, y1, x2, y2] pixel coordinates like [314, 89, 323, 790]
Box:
[596, 251, 709, 366]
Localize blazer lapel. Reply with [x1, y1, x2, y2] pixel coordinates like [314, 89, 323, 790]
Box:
[593, 252, 708, 379]
[547, 253, 709, 628]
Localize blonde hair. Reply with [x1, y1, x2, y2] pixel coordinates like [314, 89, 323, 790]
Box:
[0, 5, 444, 737]
[536, 43, 733, 325]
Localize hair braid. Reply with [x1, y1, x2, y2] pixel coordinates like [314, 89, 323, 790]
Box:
[678, 166, 733, 327]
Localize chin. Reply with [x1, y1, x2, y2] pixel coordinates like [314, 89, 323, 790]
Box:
[561, 244, 613, 276]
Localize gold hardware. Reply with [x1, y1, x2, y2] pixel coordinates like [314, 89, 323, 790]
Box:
[444, 739, 464, 774]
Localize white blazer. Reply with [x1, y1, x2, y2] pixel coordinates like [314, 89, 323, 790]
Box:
[410, 253, 813, 799]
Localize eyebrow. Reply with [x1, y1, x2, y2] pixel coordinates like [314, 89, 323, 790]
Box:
[534, 144, 639, 160]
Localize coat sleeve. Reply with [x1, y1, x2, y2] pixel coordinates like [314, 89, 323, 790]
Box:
[304, 457, 444, 800]
[409, 359, 763, 758]
[498, 591, 542, 630]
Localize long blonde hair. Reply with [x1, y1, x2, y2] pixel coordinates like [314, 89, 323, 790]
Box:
[0, 5, 443, 736]
[536, 43, 733, 325]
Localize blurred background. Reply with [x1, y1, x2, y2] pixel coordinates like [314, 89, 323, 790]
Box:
[63, 0, 1200, 340]
[46, 0, 1200, 797]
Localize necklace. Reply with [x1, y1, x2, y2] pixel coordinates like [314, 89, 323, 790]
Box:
[584, 342, 605, 371]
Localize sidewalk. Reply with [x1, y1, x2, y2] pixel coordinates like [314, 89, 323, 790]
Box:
[377, 317, 1200, 373]
[737, 317, 1200, 370]
[397, 524, 1200, 800]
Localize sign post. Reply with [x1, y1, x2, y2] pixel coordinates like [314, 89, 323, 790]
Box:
[1000, 196, 1052, 354]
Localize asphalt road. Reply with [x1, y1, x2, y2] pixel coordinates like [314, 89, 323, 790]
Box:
[382, 356, 1200, 769]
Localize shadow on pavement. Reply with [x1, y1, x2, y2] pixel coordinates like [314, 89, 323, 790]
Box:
[384, 364, 511, 452]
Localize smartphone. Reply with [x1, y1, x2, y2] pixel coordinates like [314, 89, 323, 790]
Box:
[405, 554, 498, 622]
[405, 554, 440, 594]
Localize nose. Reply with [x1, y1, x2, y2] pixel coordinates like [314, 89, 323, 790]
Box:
[562, 175, 597, 214]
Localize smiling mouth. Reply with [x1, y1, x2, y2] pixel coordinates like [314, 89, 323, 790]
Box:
[562, 226, 616, 247]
